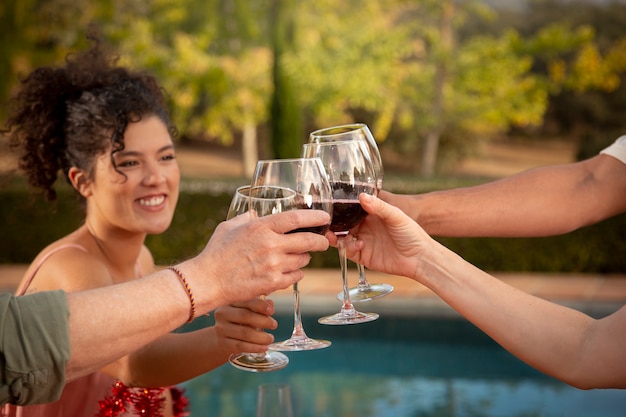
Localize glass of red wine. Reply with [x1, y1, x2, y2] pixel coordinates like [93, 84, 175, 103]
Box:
[302, 139, 379, 325]
[308, 123, 394, 302]
[250, 158, 333, 350]
[226, 186, 290, 372]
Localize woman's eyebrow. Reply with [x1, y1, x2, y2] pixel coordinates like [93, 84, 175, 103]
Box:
[116, 144, 175, 157]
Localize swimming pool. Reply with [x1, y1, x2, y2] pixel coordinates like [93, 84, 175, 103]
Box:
[179, 314, 626, 416]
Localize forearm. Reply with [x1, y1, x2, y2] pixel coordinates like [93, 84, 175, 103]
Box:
[120, 328, 230, 387]
[351, 193, 626, 389]
[420, 164, 587, 236]
[418, 243, 626, 388]
[390, 156, 624, 237]
[65, 269, 203, 381]
[116, 301, 277, 387]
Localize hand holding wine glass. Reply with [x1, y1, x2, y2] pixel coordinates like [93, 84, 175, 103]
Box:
[309, 123, 394, 302]
[250, 158, 333, 350]
[225, 186, 290, 372]
[302, 139, 379, 325]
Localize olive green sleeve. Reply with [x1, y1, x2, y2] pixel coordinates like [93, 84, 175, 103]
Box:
[0, 291, 70, 406]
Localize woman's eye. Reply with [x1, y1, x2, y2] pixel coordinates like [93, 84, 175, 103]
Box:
[118, 160, 138, 168]
[161, 154, 176, 162]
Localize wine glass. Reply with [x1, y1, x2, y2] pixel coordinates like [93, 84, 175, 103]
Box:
[250, 158, 333, 351]
[226, 186, 290, 372]
[302, 140, 379, 325]
[309, 123, 394, 302]
[256, 384, 294, 417]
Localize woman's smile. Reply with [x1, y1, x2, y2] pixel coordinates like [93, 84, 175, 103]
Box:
[136, 194, 167, 208]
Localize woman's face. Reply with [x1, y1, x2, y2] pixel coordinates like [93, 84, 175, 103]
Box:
[85, 115, 181, 236]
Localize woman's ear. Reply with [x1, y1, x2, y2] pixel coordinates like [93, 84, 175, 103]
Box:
[68, 167, 93, 197]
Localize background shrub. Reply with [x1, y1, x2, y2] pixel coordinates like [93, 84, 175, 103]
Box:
[1, 174, 624, 273]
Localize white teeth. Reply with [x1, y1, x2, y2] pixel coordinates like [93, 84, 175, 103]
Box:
[138, 196, 165, 206]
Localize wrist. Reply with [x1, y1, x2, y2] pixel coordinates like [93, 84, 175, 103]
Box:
[174, 259, 224, 317]
[167, 266, 197, 322]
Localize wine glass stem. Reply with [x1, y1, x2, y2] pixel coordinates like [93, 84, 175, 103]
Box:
[291, 282, 307, 338]
[250, 295, 269, 359]
[338, 237, 357, 315]
[356, 263, 372, 290]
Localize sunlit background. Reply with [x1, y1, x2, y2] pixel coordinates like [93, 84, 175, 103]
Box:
[2, 0, 626, 175]
[1, 1, 626, 416]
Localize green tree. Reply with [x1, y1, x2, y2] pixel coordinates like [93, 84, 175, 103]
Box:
[0, 0, 95, 119]
[103, 0, 272, 177]
[4, 0, 626, 175]
[286, 0, 407, 144]
[288, 0, 546, 175]
[269, 0, 303, 159]
[473, 0, 626, 153]
[398, 1, 551, 175]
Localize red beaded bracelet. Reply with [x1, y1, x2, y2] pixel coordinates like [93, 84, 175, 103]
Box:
[168, 266, 196, 322]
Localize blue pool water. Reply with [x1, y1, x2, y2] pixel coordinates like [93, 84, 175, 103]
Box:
[179, 314, 626, 417]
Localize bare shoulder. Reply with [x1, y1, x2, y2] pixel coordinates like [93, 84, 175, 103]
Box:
[23, 243, 113, 294]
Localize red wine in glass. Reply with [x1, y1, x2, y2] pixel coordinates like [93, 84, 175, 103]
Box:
[302, 139, 379, 325]
[308, 123, 394, 303]
[251, 158, 334, 351]
[289, 201, 331, 235]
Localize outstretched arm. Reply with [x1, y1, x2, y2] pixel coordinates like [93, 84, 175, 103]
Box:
[65, 269, 194, 381]
[71, 208, 330, 385]
[381, 154, 626, 237]
[110, 298, 279, 387]
[346, 194, 626, 389]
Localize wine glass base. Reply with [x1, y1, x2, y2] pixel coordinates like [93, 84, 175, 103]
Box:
[337, 283, 394, 303]
[270, 337, 332, 352]
[318, 310, 379, 325]
[228, 351, 289, 372]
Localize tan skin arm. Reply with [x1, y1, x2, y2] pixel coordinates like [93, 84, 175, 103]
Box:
[64, 269, 191, 381]
[344, 194, 626, 389]
[381, 154, 626, 237]
[111, 299, 277, 387]
[61, 263, 268, 386]
[52, 209, 331, 384]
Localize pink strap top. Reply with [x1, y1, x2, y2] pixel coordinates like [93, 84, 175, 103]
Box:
[16, 244, 88, 296]
[16, 243, 144, 296]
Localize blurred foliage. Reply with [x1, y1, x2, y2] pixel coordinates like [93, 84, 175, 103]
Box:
[2, 0, 626, 175]
[2, 174, 624, 273]
[473, 0, 626, 153]
[269, 0, 303, 159]
[1, 0, 625, 271]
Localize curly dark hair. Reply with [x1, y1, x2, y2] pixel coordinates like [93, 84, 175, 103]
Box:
[3, 35, 176, 201]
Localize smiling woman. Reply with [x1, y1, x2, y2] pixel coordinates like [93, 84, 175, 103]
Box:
[1, 34, 280, 417]
[70, 116, 181, 236]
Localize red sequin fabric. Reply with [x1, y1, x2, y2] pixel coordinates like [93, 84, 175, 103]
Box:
[95, 381, 189, 417]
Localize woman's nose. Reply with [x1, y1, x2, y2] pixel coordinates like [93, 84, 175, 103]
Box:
[143, 163, 167, 185]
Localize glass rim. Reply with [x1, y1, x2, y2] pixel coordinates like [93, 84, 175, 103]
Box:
[254, 157, 323, 164]
[248, 185, 297, 201]
[302, 140, 368, 148]
[309, 123, 368, 138]
[234, 185, 250, 197]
